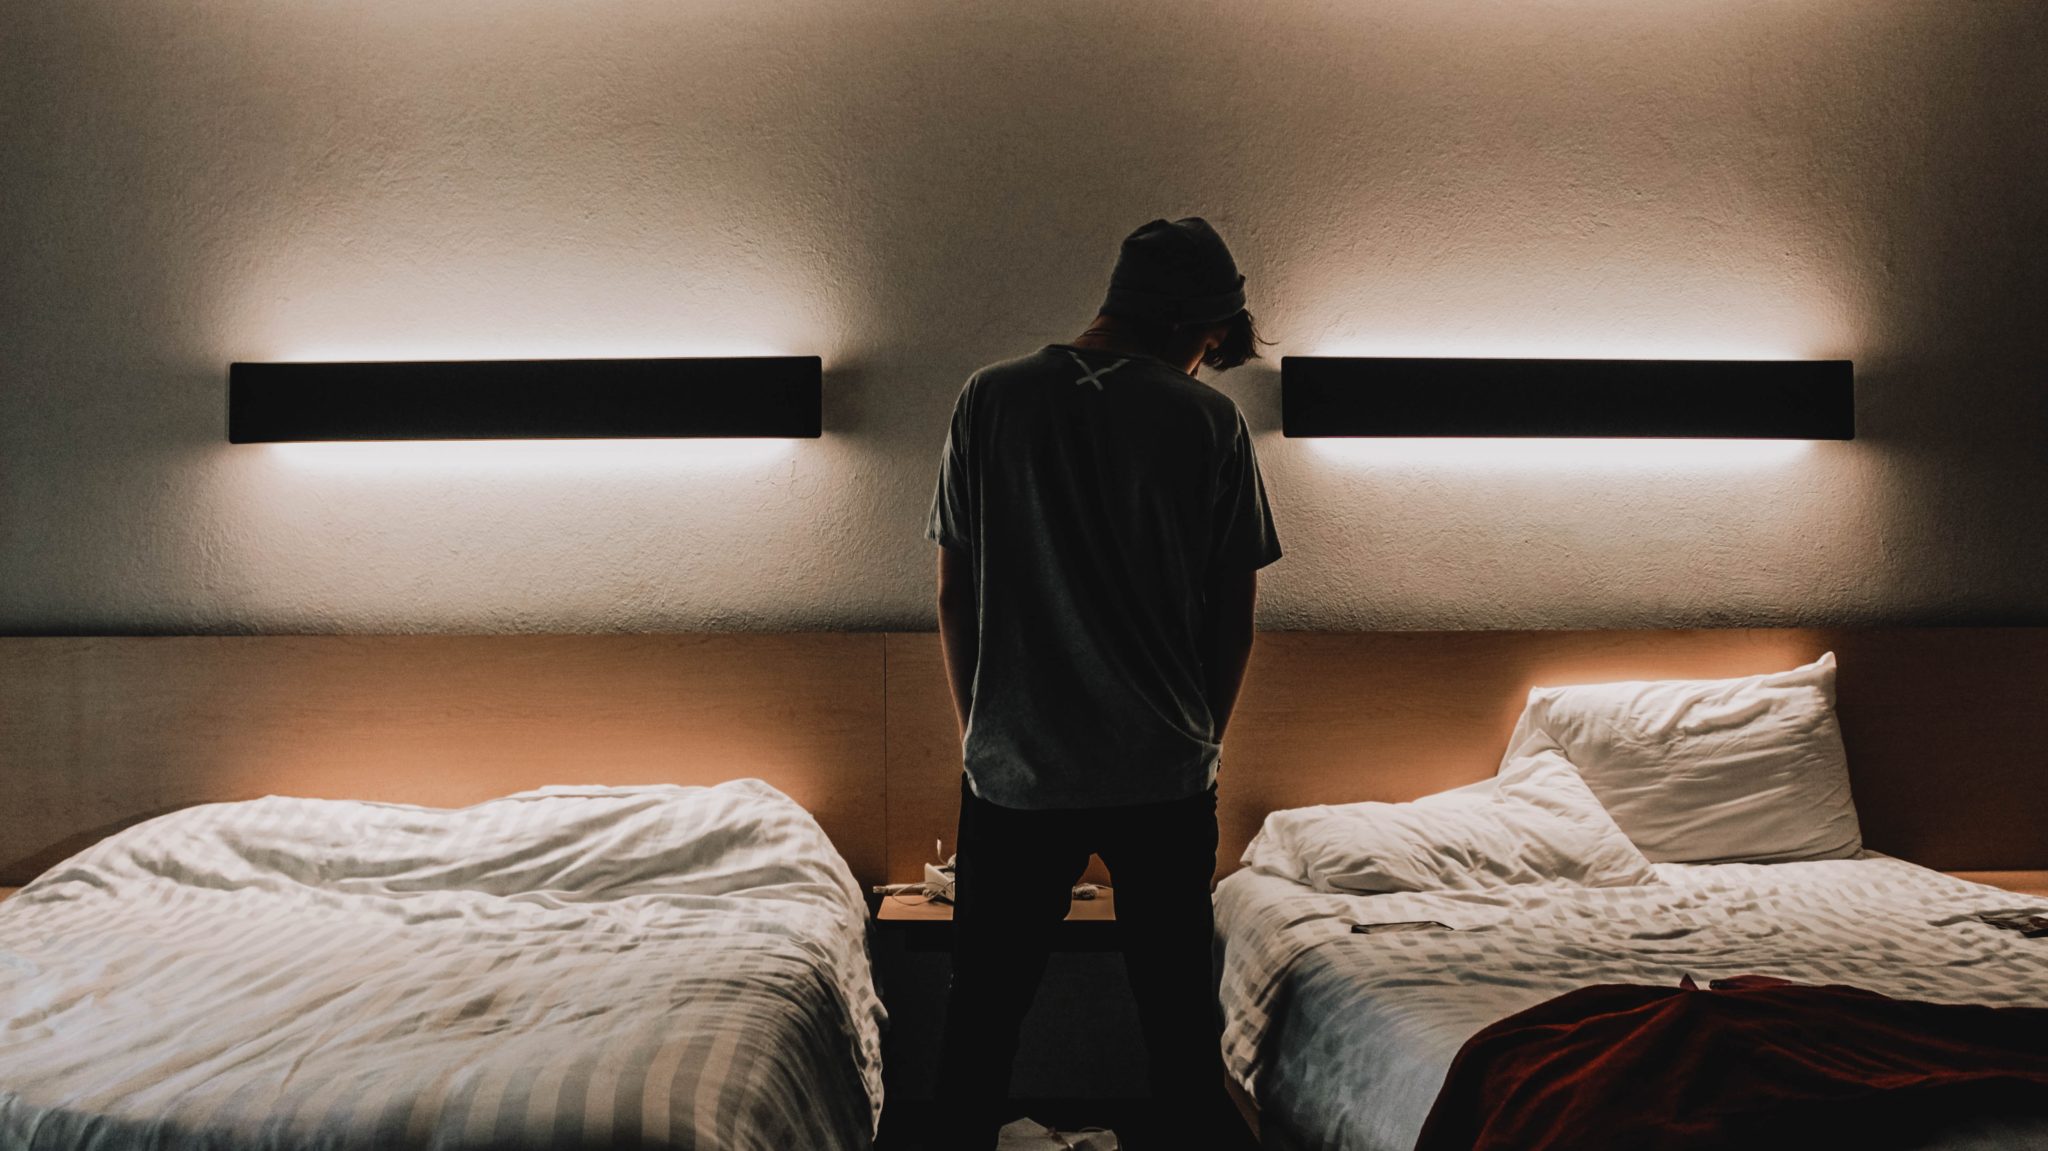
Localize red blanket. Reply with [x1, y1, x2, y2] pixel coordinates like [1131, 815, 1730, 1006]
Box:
[1414, 975, 2048, 1151]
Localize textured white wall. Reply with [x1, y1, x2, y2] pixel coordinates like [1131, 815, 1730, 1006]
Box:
[3, 1, 2043, 634]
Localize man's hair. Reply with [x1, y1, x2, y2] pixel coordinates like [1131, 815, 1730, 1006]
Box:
[1104, 309, 1267, 373]
[1204, 309, 1264, 372]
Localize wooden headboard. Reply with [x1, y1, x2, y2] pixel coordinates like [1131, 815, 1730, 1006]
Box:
[0, 635, 886, 886]
[4, 629, 2043, 888]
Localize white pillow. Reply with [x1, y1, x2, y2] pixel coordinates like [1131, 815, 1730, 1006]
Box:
[1240, 751, 1659, 894]
[1502, 652, 1861, 864]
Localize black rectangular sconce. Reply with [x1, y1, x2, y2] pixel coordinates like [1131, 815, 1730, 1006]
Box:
[228, 356, 822, 442]
[1281, 357, 1853, 439]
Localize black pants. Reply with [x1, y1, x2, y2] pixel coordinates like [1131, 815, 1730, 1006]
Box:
[935, 777, 1245, 1150]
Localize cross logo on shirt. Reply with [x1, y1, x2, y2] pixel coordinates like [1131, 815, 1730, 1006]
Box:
[1067, 351, 1128, 391]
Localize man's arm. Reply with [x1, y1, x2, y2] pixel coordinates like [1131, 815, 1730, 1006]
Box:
[936, 545, 979, 739]
[1202, 567, 1259, 741]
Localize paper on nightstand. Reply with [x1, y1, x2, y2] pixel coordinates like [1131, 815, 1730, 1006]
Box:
[923, 859, 956, 903]
[997, 1117, 1118, 1150]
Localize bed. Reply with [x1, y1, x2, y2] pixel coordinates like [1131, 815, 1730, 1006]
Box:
[0, 779, 885, 1150]
[1215, 650, 2048, 1151]
[1219, 857, 2048, 1151]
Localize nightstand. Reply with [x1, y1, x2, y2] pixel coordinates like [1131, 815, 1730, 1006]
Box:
[874, 890, 1119, 950]
[869, 890, 1147, 1147]
[1946, 871, 2048, 900]
[0, 888, 17, 903]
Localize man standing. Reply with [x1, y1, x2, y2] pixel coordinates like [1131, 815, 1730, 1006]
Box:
[926, 218, 1281, 1149]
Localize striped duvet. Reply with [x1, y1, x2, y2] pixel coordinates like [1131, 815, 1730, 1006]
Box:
[0, 780, 884, 1150]
[1218, 855, 2048, 1151]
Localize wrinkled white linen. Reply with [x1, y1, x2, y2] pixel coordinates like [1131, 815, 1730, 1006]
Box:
[1504, 652, 1861, 863]
[1218, 855, 2048, 1151]
[0, 780, 885, 1150]
[1240, 752, 1659, 894]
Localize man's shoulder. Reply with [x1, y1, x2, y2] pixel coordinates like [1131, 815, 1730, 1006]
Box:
[971, 346, 1244, 417]
[968, 346, 1079, 386]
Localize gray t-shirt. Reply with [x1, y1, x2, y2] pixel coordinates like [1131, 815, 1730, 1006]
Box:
[926, 344, 1283, 810]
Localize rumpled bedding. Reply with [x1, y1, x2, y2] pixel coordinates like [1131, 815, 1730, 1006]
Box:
[1414, 974, 2048, 1151]
[0, 780, 884, 1150]
[1216, 855, 2048, 1151]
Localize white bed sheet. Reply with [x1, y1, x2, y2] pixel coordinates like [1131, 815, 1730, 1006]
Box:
[1216, 855, 2048, 1151]
[0, 780, 885, 1150]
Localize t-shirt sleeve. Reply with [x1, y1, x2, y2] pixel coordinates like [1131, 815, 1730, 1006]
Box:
[925, 379, 976, 552]
[1210, 408, 1283, 574]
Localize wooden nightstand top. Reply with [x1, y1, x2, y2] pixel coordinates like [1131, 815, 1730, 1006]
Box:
[1947, 871, 2048, 901]
[0, 888, 18, 903]
[876, 891, 1115, 923]
[874, 890, 1118, 951]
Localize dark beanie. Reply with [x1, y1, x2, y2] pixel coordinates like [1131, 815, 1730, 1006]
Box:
[1100, 217, 1247, 326]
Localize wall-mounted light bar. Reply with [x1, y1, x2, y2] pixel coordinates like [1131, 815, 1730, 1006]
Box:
[1281, 357, 1853, 439]
[228, 356, 822, 442]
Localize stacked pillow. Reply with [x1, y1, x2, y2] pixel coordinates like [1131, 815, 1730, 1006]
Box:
[1242, 653, 1863, 892]
[1242, 750, 1659, 894]
[1501, 652, 1861, 864]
